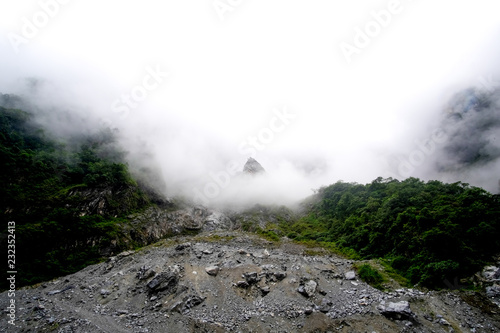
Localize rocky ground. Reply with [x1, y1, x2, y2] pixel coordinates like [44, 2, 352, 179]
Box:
[2, 231, 500, 333]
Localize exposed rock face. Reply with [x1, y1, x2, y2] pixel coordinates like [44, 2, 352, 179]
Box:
[120, 206, 232, 248]
[4, 231, 500, 333]
[479, 262, 500, 306]
[101, 203, 296, 261]
[243, 157, 265, 175]
[228, 204, 296, 231]
[482, 265, 500, 281]
[66, 184, 167, 218]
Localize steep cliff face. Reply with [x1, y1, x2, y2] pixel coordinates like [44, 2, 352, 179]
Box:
[66, 185, 151, 217]
[119, 205, 234, 248]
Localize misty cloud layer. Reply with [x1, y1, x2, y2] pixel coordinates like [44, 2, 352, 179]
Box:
[383, 86, 500, 193]
[440, 89, 500, 168]
[433, 88, 500, 191]
[1, 1, 500, 206]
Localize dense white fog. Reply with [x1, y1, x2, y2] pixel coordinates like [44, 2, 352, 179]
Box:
[1, 0, 500, 206]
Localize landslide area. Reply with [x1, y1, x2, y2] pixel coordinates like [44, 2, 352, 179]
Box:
[2, 231, 499, 333]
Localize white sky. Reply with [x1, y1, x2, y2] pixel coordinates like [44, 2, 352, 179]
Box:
[1, 0, 500, 202]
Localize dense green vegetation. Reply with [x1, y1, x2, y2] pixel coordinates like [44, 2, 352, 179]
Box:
[356, 264, 385, 290]
[0, 106, 150, 288]
[283, 177, 500, 288]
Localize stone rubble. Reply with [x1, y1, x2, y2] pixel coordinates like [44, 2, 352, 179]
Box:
[1, 231, 499, 333]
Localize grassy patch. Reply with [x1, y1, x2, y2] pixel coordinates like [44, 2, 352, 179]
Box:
[301, 240, 362, 259]
[379, 259, 411, 288]
[355, 263, 385, 290]
[48, 322, 60, 331]
[255, 227, 280, 242]
[303, 248, 328, 256]
[192, 233, 236, 243]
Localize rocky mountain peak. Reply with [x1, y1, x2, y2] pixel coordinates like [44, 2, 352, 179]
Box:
[243, 157, 265, 175]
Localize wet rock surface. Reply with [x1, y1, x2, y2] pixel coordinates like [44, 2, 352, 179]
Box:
[2, 231, 500, 333]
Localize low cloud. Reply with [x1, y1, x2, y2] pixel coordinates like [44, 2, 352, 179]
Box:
[1, 1, 500, 207]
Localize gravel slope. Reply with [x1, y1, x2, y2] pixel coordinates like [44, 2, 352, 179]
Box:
[2, 231, 499, 333]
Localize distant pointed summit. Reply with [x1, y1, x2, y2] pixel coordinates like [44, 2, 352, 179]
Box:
[243, 157, 265, 175]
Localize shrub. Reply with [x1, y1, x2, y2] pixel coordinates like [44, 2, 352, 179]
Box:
[358, 264, 384, 289]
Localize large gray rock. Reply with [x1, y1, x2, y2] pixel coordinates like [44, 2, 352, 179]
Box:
[486, 285, 500, 297]
[494, 267, 500, 279]
[482, 266, 499, 280]
[272, 271, 287, 281]
[486, 284, 500, 307]
[243, 272, 261, 284]
[175, 243, 191, 251]
[236, 280, 250, 288]
[298, 280, 317, 298]
[319, 298, 332, 313]
[136, 265, 155, 280]
[170, 294, 206, 314]
[205, 266, 219, 276]
[344, 271, 356, 280]
[147, 266, 180, 294]
[379, 301, 414, 320]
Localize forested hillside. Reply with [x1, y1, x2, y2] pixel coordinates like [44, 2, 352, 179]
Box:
[0, 106, 153, 288]
[284, 177, 500, 288]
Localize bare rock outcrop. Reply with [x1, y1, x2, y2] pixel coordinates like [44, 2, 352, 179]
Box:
[243, 157, 265, 175]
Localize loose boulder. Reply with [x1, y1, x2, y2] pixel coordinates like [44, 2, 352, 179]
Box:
[379, 301, 414, 320]
[147, 266, 180, 294]
[298, 279, 317, 298]
[205, 266, 219, 276]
